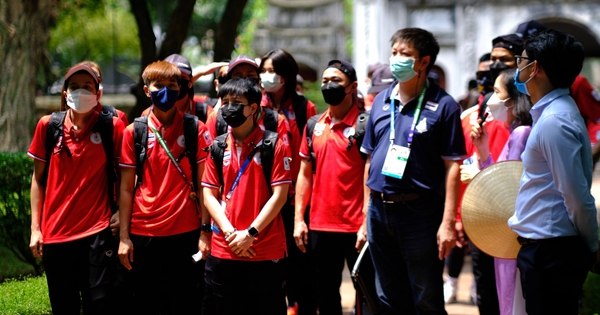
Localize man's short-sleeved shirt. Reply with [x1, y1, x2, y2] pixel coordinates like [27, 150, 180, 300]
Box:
[361, 80, 467, 194]
[262, 94, 317, 182]
[120, 110, 210, 237]
[28, 111, 124, 244]
[299, 106, 365, 233]
[202, 126, 292, 261]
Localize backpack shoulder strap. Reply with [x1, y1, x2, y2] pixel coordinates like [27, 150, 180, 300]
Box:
[263, 108, 278, 132]
[210, 133, 229, 191]
[292, 94, 308, 134]
[305, 113, 322, 174]
[93, 110, 118, 213]
[206, 97, 218, 107]
[195, 102, 208, 123]
[101, 105, 118, 118]
[215, 109, 228, 136]
[133, 116, 149, 187]
[41, 111, 67, 186]
[184, 113, 199, 190]
[348, 111, 370, 160]
[260, 130, 279, 193]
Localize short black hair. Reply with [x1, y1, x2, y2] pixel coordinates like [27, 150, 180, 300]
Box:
[524, 29, 584, 89]
[479, 53, 491, 63]
[498, 68, 532, 126]
[390, 28, 440, 73]
[218, 77, 262, 106]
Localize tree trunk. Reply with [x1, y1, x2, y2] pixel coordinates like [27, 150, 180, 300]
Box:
[213, 0, 249, 63]
[0, 0, 59, 152]
[127, 0, 196, 121]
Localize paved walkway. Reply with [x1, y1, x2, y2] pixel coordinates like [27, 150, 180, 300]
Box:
[339, 167, 600, 315]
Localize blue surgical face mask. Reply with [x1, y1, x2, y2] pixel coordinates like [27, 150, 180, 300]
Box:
[389, 55, 418, 82]
[150, 87, 179, 112]
[514, 62, 535, 96]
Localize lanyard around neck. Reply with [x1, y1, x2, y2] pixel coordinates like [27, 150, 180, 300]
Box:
[148, 120, 200, 207]
[389, 83, 428, 148]
[225, 139, 263, 200]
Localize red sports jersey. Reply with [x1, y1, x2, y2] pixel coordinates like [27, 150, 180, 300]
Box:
[299, 106, 365, 232]
[261, 94, 317, 183]
[202, 126, 292, 261]
[572, 75, 600, 125]
[95, 103, 129, 126]
[28, 111, 124, 244]
[120, 110, 210, 236]
[140, 99, 214, 119]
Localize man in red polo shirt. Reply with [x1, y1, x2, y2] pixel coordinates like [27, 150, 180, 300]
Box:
[294, 60, 367, 315]
[202, 77, 291, 315]
[118, 60, 211, 314]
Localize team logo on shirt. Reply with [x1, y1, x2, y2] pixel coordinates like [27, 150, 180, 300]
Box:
[177, 135, 185, 147]
[425, 102, 438, 111]
[344, 127, 355, 138]
[314, 123, 325, 137]
[416, 118, 428, 133]
[90, 132, 102, 144]
[283, 157, 291, 170]
[148, 133, 155, 148]
[223, 151, 231, 166]
[287, 110, 296, 120]
[203, 131, 213, 145]
[382, 104, 390, 111]
[282, 134, 289, 146]
[253, 152, 262, 165]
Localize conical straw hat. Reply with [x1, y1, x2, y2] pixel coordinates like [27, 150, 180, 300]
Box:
[461, 160, 523, 259]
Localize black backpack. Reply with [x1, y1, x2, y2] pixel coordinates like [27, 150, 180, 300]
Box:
[305, 111, 370, 173]
[41, 105, 119, 213]
[291, 94, 309, 135]
[133, 113, 200, 190]
[210, 130, 279, 194]
[194, 98, 218, 124]
[215, 107, 278, 136]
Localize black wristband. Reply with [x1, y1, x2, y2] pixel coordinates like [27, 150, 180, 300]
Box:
[200, 224, 212, 233]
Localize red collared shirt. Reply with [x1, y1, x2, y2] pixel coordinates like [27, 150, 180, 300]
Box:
[28, 111, 124, 243]
[299, 106, 365, 232]
[120, 110, 210, 236]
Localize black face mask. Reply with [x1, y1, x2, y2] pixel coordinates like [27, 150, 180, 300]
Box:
[178, 79, 193, 100]
[489, 61, 509, 83]
[221, 103, 250, 128]
[321, 82, 348, 106]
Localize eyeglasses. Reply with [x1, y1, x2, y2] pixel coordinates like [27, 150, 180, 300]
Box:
[515, 55, 531, 65]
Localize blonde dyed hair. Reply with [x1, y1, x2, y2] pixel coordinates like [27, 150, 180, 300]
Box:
[142, 60, 181, 86]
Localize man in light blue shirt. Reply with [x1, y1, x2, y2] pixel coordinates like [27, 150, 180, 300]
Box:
[508, 29, 600, 315]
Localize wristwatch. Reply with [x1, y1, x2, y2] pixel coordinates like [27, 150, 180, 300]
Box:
[247, 226, 259, 238]
[200, 224, 212, 233]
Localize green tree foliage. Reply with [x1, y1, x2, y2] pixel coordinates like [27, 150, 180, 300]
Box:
[48, 0, 140, 80]
[0, 153, 42, 276]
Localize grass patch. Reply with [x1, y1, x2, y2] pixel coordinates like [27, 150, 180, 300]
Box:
[0, 274, 51, 315]
[0, 245, 37, 282]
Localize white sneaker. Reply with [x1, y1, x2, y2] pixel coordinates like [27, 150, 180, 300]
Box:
[444, 277, 458, 303]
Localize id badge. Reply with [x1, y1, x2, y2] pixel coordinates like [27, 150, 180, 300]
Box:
[381, 143, 411, 179]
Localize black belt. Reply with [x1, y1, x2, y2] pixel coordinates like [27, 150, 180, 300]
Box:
[517, 236, 538, 245]
[371, 190, 421, 203]
[517, 235, 579, 246]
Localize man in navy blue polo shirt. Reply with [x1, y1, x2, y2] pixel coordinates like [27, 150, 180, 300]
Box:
[361, 27, 466, 314]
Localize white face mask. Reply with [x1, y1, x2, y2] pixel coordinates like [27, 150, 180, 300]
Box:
[486, 93, 512, 122]
[67, 89, 98, 114]
[260, 72, 284, 93]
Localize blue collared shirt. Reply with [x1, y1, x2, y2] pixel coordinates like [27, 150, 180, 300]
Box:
[509, 88, 599, 252]
[360, 80, 466, 194]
